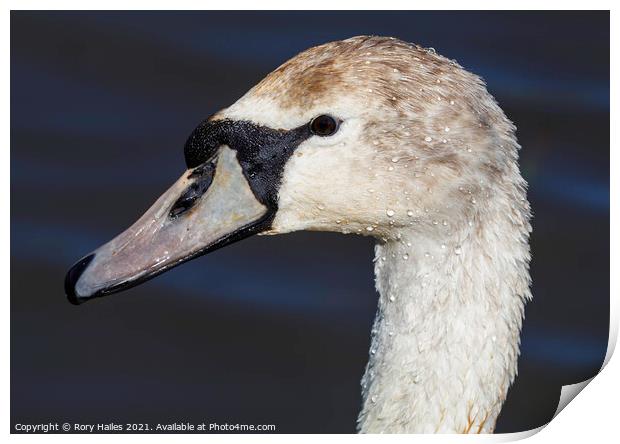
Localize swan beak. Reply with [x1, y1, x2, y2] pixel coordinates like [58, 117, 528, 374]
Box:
[64, 146, 270, 304]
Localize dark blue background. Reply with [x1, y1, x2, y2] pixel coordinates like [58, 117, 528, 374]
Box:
[11, 11, 609, 433]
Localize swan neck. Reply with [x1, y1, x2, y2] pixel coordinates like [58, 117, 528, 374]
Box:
[357, 206, 531, 433]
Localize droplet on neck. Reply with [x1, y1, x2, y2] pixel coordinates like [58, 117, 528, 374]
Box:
[424, 136, 432, 142]
[407, 210, 414, 217]
[366, 226, 374, 232]
[371, 396, 377, 403]
[391, 157, 399, 163]
[454, 246, 462, 255]
[402, 254, 409, 260]
[386, 209, 395, 217]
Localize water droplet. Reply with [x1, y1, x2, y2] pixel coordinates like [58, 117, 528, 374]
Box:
[336, 219, 342, 224]
[317, 204, 325, 210]
[424, 136, 432, 142]
[388, 166, 394, 171]
[371, 349, 376, 355]
[441, 244, 446, 249]
[492, 335, 497, 342]
[444, 126, 450, 132]
[389, 295, 395, 302]
[470, 197, 477, 204]
[454, 246, 462, 255]
[368, 188, 375, 193]
[403, 254, 409, 260]
[406, 242, 412, 247]
[391, 157, 399, 163]
[371, 396, 377, 403]
[442, 220, 448, 226]
[386, 209, 395, 217]
[450, 100, 455, 105]
[407, 210, 414, 217]
[436, 78, 441, 83]
[366, 226, 374, 232]
[432, 220, 438, 225]
[442, 139, 447, 143]
[388, 331, 394, 336]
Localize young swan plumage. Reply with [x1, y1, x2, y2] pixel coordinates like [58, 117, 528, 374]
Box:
[222, 36, 532, 433]
[66, 35, 532, 433]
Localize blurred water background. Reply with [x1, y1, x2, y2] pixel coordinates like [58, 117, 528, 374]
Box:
[11, 11, 609, 433]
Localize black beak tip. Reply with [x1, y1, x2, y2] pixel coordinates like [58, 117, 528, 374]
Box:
[64, 254, 95, 305]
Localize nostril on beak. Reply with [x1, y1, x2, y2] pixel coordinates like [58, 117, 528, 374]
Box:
[64, 254, 95, 305]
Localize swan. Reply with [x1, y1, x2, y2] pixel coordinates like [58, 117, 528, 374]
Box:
[65, 36, 532, 433]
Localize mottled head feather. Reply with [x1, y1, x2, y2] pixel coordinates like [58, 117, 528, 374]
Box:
[218, 37, 532, 433]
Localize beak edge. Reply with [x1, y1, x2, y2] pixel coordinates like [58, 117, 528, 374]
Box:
[64, 254, 95, 305]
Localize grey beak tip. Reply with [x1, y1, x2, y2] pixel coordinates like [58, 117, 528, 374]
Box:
[65, 253, 95, 305]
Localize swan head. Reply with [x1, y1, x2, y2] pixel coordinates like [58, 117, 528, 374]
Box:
[65, 36, 522, 304]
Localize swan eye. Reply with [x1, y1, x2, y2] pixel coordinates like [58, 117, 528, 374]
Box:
[309, 115, 339, 137]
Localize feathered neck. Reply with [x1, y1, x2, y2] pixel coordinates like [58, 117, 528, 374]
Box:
[356, 186, 531, 433]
